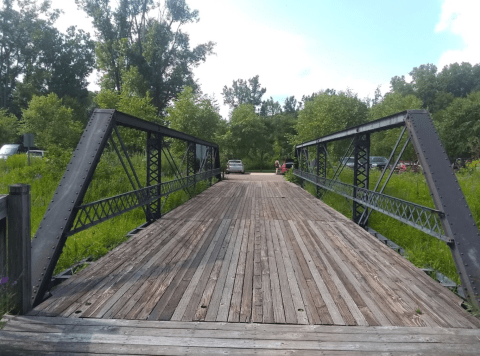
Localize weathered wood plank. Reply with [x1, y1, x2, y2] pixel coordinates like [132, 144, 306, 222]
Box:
[148, 219, 223, 321]
[204, 219, 241, 321]
[170, 219, 231, 321]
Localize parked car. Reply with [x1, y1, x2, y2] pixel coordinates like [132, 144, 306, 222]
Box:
[0, 144, 23, 160]
[341, 157, 355, 168]
[226, 159, 245, 174]
[281, 158, 295, 174]
[370, 156, 389, 170]
[27, 150, 46, 158]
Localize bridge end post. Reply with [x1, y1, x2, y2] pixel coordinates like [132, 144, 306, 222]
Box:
[7, 184, 32, 315]
[406, 111, 480, 308]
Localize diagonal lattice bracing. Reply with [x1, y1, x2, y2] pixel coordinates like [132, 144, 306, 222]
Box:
[294, 169, 447, 242]
[69, 169, 220, 236]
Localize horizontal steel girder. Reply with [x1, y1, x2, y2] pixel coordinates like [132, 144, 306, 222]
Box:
[296, 110, 414, 148]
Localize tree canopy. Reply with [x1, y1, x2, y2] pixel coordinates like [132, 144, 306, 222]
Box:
[222, 75, 266, 111]
[77, 0, 215, 114]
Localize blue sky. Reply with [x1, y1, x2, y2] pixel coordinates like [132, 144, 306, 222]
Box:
[50, 0, 479, 118]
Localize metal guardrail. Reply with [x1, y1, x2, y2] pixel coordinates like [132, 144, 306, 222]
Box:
[293, 169, 448, 242]
[71, 169, 220, 235]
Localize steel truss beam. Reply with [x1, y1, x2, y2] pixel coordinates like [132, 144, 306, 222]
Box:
[31, 109, 220, 307]
[294, 110, 480, 307]
[353, 133, 370, 225]
[147, 132, 162, 220]
[70, 169, 220, 236]
[315, 143, 327, 198]
[294, 169, 446, 241]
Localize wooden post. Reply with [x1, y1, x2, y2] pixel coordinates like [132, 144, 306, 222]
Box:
[7, 184, 32, 314]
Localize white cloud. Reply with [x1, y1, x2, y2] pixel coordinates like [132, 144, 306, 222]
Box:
[435, 0, 480, 69]
[185, 1, 383, 118]
[48, 0, 386, 116]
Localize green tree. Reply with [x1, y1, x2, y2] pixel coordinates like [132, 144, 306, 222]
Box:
[260, 96, 282, 116]
[226, 104, 270, 168]
[389, 62, 480, 114]
[95, 69, 160, 151]
[167, 86, 222, 142]
[408, 64, 438, 110]
[436, 91, 480, 159]
[0, 108, 19, 145]
[294, 90, 368, 160]
[265, 112, 296, 160]
[94, 67, 158, 123]
[20, 93, 83, 151]
[0, 0, 59, 111]
[78, 0, 215, 114]
[0, 1, 94, 117]
[295, 90, 368, 144]
[222, 75, 266, 111]
[368, 93, 423, 159]
[437, 62, 480, 98]
[283, 95, 299, 113]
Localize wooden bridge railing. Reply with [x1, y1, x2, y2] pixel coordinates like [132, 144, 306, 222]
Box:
[0, 185, 32, 314]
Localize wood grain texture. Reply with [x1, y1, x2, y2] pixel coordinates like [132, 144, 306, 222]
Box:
[2, 315, 480, 356]
[28, 175, 479, 332]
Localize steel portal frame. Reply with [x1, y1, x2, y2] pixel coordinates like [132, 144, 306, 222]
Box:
[31, 109, 220, 307]
[294, 110, 480, 308]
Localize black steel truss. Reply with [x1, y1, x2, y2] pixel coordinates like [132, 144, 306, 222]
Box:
[146, 132, 162, 220]
[353, 133, 370, 225]
[294, 169, 446, 241]
[30, 109, 220, 307]
[294, 110, 480, 308]
[70, 169, 220, 236]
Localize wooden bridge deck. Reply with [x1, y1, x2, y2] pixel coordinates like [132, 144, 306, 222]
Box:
[2, 173, 479, 354]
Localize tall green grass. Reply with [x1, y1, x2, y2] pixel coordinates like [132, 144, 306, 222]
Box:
[0, 152, 214, 320]
[290, 166, 480, 285]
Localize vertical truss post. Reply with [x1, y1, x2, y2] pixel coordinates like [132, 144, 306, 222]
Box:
[302, 148, 309, 171]
[207, 146, 213, 186]
[316, 143, 327, 198]
[214, 147, 221, 180]
[146, 132, 162, 221]
[186, 141, 196, 192]
[353, 133, 370, 225]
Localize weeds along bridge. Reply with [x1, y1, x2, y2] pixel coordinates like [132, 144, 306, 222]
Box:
[1, 109, 480, 354]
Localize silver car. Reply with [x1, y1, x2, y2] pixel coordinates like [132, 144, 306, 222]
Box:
[226, 160, 245, 174]
[0, 144, 21, 160]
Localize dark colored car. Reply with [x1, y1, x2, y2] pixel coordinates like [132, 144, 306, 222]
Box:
[370, 156, 389, 170]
